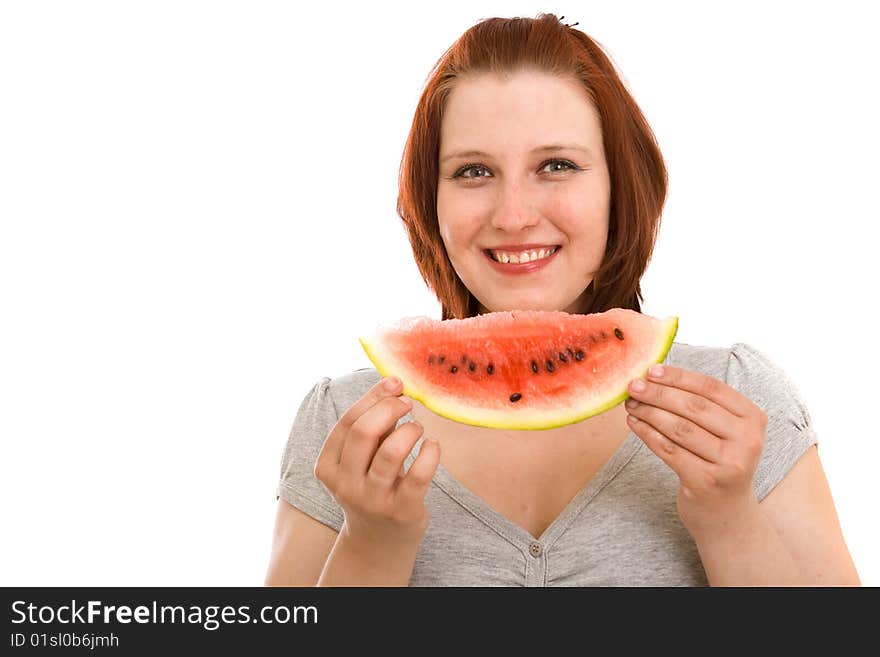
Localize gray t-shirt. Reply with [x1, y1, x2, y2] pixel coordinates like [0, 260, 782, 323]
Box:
[275, 341, 818, 586]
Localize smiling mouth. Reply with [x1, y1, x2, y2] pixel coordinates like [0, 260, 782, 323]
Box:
[485, 246, 559, 264]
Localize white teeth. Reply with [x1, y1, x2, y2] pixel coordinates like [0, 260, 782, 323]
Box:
[490, 246, 557, 263]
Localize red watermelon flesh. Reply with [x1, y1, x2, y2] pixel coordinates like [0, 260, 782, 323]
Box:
[359, 308, 678, 430]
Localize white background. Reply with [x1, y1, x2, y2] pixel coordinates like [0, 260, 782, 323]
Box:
[1, 0, 877, 586]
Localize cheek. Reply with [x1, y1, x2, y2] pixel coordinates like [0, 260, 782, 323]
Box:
[436, 215, 458, 258]
[436, 187, 455, 245]
[437, 189, 480, 248]
[549, 184, 610, 242]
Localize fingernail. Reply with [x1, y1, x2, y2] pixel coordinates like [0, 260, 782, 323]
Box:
[648, 365, 664, 379]
[384, 377, 399, 390]
[630, 379, 646, 393]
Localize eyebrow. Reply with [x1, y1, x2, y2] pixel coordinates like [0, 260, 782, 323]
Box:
[439, 144, 594, 164]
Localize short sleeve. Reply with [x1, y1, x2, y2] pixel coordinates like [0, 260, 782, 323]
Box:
[275, 378, 344, 532]
[725, 343, 819, 501]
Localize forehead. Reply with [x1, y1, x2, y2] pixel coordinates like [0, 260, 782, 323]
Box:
[440, 70, 603, 150]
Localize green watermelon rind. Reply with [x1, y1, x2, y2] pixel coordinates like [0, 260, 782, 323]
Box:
[360, 313, 679, 431]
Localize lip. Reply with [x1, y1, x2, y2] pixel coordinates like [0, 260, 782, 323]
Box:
[486, 243, 558, 251]
[483, 245, 560, 275]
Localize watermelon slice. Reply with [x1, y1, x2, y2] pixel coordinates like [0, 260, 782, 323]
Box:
[359, 309, 678, 430]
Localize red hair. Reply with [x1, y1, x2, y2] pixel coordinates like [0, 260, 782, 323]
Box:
[397, 13, 668, 319]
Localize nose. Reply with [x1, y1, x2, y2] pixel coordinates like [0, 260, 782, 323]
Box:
[489, 179, 540, 232]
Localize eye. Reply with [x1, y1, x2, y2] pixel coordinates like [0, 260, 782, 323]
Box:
[540, 159, 580, 173]
[452, 163, 492, 179]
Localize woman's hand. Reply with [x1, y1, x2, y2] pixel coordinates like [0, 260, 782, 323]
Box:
[623, 364, 768, 538]
[315, 376, 441, 553]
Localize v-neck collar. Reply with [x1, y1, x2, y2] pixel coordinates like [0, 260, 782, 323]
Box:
[402, 418, 644, 552]
[394, 343, 675, 553]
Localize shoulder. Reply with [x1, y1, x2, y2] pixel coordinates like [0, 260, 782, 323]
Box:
[667, 341, 800, 399]
[668, 340, 817, 500]
[667, 339, 814, 439]
[291, 368, 382, 423]
[277, 367, 383, 529]
[665, 341, 731, 379]
[286, 368, 382, 444]
[323, 368, 382, 415]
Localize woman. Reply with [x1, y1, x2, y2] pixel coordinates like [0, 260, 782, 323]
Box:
[265, 14, 859, 586]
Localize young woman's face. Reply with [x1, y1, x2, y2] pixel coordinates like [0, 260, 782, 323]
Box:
[437, 70, 611, 314]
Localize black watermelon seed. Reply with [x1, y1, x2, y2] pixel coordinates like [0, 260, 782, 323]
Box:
[509, 392, 522, 403]
[575, 350, 584, 361]
[439, 355, 445, 364]
[614, 328, 624, 340]
[546, 360, 555, 372]
[487, 364, 495, 375]
[531, 360, 539, 373]
[468, 362, 476, 372]
[450, 365, 458, 373]
[558, 352, 568, 362]
[566, 348, 575, 358]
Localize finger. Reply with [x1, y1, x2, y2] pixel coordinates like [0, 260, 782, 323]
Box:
[394, 437, 440, 506]
[642, 365, 754, 419]
[625, 400, 722, 463]
[339, 395, 413, 480]
[627, 413, 712, 485]
[321, 377, 403, 466]
[628, 375, 744, 441]
[366, 421, 424, 487]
